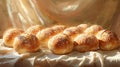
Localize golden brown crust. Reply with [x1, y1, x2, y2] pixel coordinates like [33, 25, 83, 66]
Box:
[63, 26, 82, 36]
[3, 28, 24, 47]
[36, 28, 56, 49]
[74, 34, 99, 52]
[2, 24, 120, 54]
[26, 25, 44, 35]
[48, 33, 73, 55]
[52, 25, 66, 33]
[36, 25, 66, 49]
[36, 28, 55, 41]
[96, 30, 119, 50]
[77, 24, 89, 32]
[84, 25, 103, 35]
[63, 26, 82, 41]
[13, 33, 40, 54]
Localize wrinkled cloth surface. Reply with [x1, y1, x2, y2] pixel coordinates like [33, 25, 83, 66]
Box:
[0, 39, 120, 67]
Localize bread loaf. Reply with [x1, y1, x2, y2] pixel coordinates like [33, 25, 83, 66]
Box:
[3, 24, 120, 54]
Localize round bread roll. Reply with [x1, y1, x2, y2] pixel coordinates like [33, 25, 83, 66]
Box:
[52, 25, 66, 33]
[63, 26, 82, 41]
[26, 25, 43, 35]
[36, 28, 56, 49]
[77, 24, 89, 32]
[84, 25, 103, 35]
[13, 33, 40, 54]
[74, 34, 99, 52]
[96, 30, 119, 50]
[48, 33, 73, 55]
[3, 28, 24, 47]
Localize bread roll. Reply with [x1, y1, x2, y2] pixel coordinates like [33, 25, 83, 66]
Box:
[26, 25, 43, 35]
[84, 25, 103, 34]
[96, 30, 119, 50]
[13, 33, 40, 54]
[63, 26, 82, 41]
[3, 28, 24, 47]
[48, 33, 73, 55]
[74, 34, 99, 52]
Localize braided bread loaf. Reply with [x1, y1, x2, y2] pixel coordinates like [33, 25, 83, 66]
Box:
[3, 24, 120, 54]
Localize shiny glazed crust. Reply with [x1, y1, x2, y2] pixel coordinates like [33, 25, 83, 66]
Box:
[3, 28, 24, 47]
[74, 34, 99, 52]
[51, 25, 66, 33]
[84, 25, 103, 34]
[96, 30, 119, 50]
[48, 33, 73, 55]
[2, 24, 120, 54]
[63, 26, 82, 41]
[26, 25, 44, 35]
[13, 33, 40, 54]
[77, 24, 89, 32]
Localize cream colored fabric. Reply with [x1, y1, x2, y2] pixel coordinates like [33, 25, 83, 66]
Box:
[0, 39, 120, 67]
